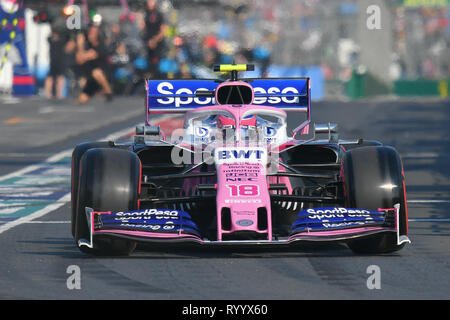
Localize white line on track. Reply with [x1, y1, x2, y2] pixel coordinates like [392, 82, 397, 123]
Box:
[0, 153, 54, 158]
[24, 220, 71, 224]
[409, 218, 450, 222]
[407, 200, 450, 203]
[0, 194, 71, 233]
[0, 114, 177, 234]
[0, 120, 152, 235]
[402, 152, 440, 159]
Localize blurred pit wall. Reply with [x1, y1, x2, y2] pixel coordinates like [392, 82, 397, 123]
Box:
[345, 69, 449, 99]
[343, 0, 394, 100]
[357, 0, 393, 88]
[344, 0, 449, 100]
[267, 65, 324, 101]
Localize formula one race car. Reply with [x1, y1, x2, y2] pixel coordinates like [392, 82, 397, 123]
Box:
[71, 64, 410, 255]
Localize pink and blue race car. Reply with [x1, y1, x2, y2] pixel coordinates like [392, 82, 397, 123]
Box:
[71, 64, 410, 255]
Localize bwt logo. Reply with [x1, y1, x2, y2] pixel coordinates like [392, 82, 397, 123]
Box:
[195, 127, 209, 137]
[214, 147, 267, 164]
[218, 149, 264, 160]
[265, 127, 276, 137]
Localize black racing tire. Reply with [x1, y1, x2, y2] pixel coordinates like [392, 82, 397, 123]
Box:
[342, 146, 408, 254]
[71, 141, 114, 236]
[74, 148, 141, 256]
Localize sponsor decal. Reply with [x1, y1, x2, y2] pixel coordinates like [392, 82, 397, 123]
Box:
[191, 126, 211, 144]
[194, 126, 209, 137]
[299, 207, 379, 221]
[225, 172, 258, 182]
[218, 149, 264, 160]
[95, 209, 199, 231]
[292, 220, 376, 232]
[253, 86, 299, 104]
[291, 207, 386, 232]
[154, 81, 215, 108]
[236, 219, 254, 227]
[321, 221, 366, 228]
[117, 223, 176, 231]
[111, 208, 189, 218]
[264, 127, 277, 137]
[234, 210, 255, 215]
[155, 82, 300, 107]
[224, 199, 262, 204]
[305, 207, 371, 214]
[111, 215, 178, 221]
[104, 222, 201, 235]
[147, 79, 308, 110]
[215, 147, 267, 164]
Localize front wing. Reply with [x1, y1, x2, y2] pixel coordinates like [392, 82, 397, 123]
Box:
[77, 205, 411, 250]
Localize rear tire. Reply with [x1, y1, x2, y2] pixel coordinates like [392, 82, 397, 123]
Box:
[342, 146, 408, 254]
[74, 148, 141, 256]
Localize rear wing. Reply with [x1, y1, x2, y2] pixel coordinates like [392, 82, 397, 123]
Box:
[146, 78, 311, 134]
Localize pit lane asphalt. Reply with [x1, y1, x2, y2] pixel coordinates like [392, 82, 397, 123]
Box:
[0, 94, 449, 300]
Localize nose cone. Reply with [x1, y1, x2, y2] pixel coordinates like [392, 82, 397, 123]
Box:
[214, 147, 272, 241]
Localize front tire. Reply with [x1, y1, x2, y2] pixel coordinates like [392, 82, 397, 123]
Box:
[342, 146, 408, 254]
[74, 148, 141, 255]
[71, 141, 114, 236]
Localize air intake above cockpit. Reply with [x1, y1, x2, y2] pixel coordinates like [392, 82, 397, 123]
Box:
[216, 83, 254, 105]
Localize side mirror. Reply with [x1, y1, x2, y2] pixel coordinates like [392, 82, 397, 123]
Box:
[314, 123, 338, 143]
[314, 123, 338, 134]
[135, 125, 161, 144]
[136, 125, 160, 136]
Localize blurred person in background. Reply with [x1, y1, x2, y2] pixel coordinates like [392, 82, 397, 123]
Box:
[62, 36, 78, 96]
[202, 33, 219, 68]
[106, 23, 123, 55]
[140, 0, 167, 78]
[179, 63, 192, 79]
[75, 24, 113, 104]
[109, 41, 132, 95]
[44, 28, 67, 100]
